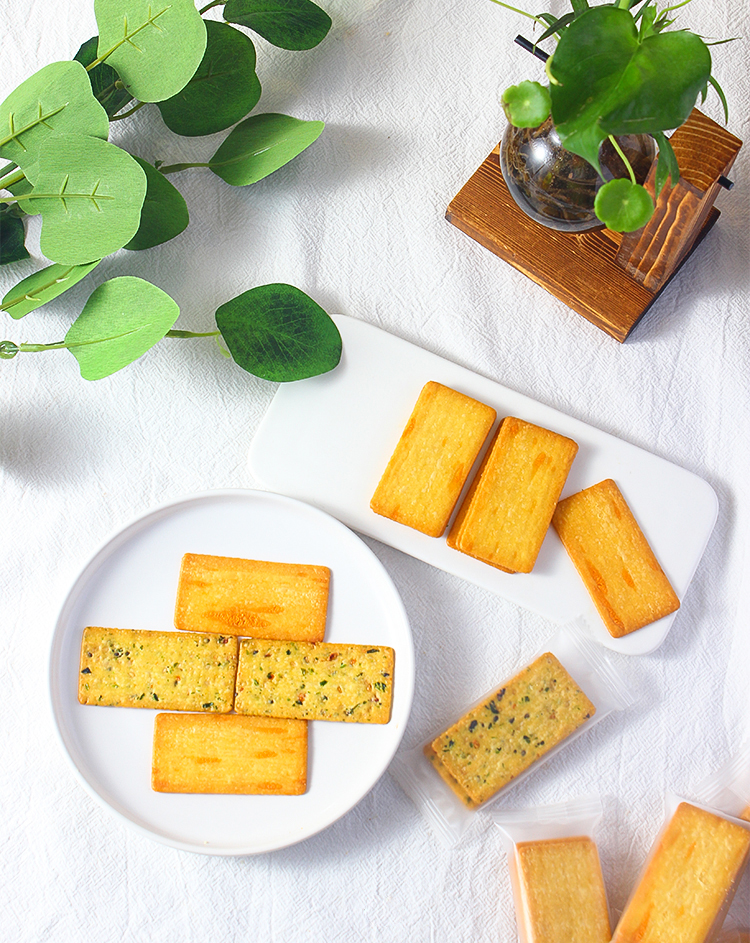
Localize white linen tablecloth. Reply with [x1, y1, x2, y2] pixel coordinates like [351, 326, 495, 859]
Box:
[1, 0, 748, 939]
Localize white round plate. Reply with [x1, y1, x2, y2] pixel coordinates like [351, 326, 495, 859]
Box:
[49, 489, 414, 856]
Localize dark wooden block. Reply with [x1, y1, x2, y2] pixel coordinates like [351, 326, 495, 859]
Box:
[446, 110, 741, 342]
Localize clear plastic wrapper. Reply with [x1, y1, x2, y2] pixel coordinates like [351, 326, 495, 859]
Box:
[611, 792, 750, 943]
[491, 794, 611, 943]
[692, 740, 750, 823]
[390, 618, 635, 847]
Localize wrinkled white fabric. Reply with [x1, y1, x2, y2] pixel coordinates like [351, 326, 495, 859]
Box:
[0, 0, 748, 940]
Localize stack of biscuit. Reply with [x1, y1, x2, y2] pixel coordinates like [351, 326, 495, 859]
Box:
[78, 552, 395, 795]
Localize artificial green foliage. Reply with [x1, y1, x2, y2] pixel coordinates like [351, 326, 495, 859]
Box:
[215, 283, 341, 381]
[157, 20, 261, 137]
[0, 211, 29, 265]
[501, 81, 551, 128]
[493, 0, 729, 231]
[2, 261, 101, 319]
[22, 134, 147, 265]
[66, 276, 180, 379]
[74, 36, 134, 117]
[209, 113, 325, 185]
[224, 0, 332, 50]
[94, 0, 208, 102]
[0, 61, 109, 176]
[125, 158, 189, 250]
[0, 0, 336, 383]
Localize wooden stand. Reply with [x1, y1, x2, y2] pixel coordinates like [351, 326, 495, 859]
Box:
[446, 110, 742, 342]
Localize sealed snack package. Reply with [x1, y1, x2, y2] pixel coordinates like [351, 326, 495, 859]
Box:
[611, 792, 750, 943]
[390, 618, 635, 847]
[491, 794, 611, 943]
[692, 740, 750, 823]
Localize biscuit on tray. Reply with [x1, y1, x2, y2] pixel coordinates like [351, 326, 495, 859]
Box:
[447, 417, 578, 573]
[370, 380, 496, 537]
[151, 713, 308, 795]
[234, 638, 395, 723]
[427, 653, 595, 807]
[174, 553, 330, 641]
[78, 626, 238, 712]
[552, 479, 680, 638]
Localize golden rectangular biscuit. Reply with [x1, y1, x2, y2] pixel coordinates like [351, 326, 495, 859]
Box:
[742, 804, 750, 823]
[370, 381, 496, 537]
[515, 837, 611, 943]
[612, 802, 750, 943]
[234, 639, 394, 723]
[427, 653, 595, 807]
[552, 479, 680, 638]
[174, 553, 330, 641]
[151, 713, 308, 795]
[447, 417, 578, 573]
[78, 626, 238, 712]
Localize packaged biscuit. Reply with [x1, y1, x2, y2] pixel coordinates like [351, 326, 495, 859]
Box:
[491, 795, 611, 943]
[390, 619, 635, 847]
[370, 381, 496, 537]
[611, 794, 750, 943]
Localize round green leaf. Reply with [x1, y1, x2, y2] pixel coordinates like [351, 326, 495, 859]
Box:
[502, 81, 551, 129]
[94, 0, 207, 103]
[215, 283, 341, 381]
[0, 211, 29, 265]
[23, 134, 147, 265]
[550, 7, 711, 171]
[224, 0, 332, 51]
[594, 178, 654, 232]
[2, 261, 100, 319]
[157, 21, 261, 137]
[0, 61, 109, 176]
[209, 113, 324, 186]
[66, 276, 180, 380]
[74, 35, 134, 117]
[124, 157, 189, 250]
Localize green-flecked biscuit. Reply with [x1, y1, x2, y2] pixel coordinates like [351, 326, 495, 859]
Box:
[428, 653, 595, 806]
[78, 626, 238, 712]
[234, 638, 395, 723]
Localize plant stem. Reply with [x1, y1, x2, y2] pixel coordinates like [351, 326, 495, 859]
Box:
[110, 102, 146, 121]
[0, 168, 26, 191]
[608, 135, 637, 184]
[166, 330, 221, 338]
[488, 0, 550, 29]
[158, 161, 210, 175]
[199, 0, 224, 12]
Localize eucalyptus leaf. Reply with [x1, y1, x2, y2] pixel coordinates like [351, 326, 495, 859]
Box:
[550, 6, 711, 172]
[594, 178, 654, 231]
[2, 260, 100, 318]
[74, 36, 134, 117]
[157, 21, 261, 137]
[215, 283, 341, 381]
[21, 134, 147, 265]
[502, 81, 551, 128]
[224, 0, 332, 51]
[0, 60, 109, 177]
[66, 276, 179, 380]
[124, 157, 189, 250]
[0, 211, 29, 265]
[94, 0, 207, 103]
[209, 113, 324, 186]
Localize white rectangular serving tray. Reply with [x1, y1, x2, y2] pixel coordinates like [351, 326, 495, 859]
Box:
[248, 314, 718, 655]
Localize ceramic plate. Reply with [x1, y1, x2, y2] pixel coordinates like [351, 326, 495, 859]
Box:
[49, 490, 414, 855]
[248, 315, 718, 655]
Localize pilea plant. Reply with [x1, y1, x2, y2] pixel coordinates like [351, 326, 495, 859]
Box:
[0, 0, 341, 381]
[494, 0, 730, 232]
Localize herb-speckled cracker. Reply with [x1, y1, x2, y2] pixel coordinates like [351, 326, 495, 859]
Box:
[78, 626, 238, 712]
[370, 381, 496, 537]
[427, 653, 595, 807]
[448, 417, 578, 573]
[234, 639, 395, 723]
[552, 479, 679, 638]
[174, 553, 330, 641]
[515, 837, 611, 943]
[152, 713, 308, 795]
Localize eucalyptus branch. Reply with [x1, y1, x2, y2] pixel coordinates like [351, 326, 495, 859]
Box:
[84, 6, 172, 72]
